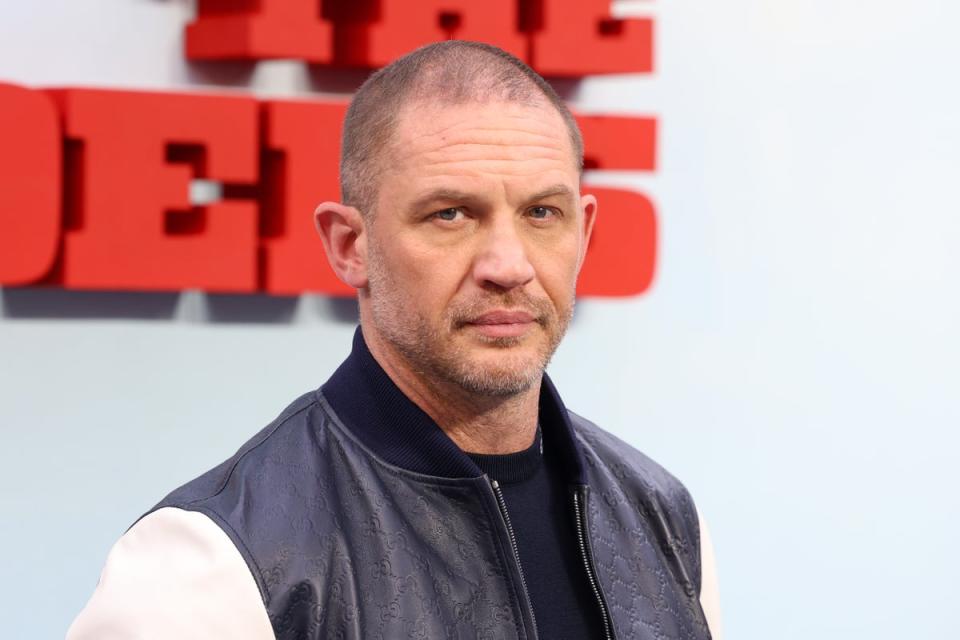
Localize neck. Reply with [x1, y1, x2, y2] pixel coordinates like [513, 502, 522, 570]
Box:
[361, 323, 541, 455]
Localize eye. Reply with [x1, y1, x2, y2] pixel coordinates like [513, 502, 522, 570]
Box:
[527, 205, 559, 220]
[432, 207, 465, 222]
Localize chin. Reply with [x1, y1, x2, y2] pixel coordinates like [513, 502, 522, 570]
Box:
[453, 367, 542, 397]
[450, 350, 547, 397]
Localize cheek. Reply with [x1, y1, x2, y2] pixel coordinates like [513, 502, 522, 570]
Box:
[531, 237, 582, 290]
[385, 240, 471, 309]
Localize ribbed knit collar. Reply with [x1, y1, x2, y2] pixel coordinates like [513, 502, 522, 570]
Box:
[320, 327, 586, 484]
[467, 425, 543, 484]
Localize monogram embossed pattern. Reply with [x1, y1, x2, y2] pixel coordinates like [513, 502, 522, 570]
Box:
[150, 392, 709, 640]
[155, 394, 528, 639]
[575, 418, 712, 640]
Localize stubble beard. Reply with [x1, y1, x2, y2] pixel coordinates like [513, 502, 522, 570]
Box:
[365, 250, 574, 398]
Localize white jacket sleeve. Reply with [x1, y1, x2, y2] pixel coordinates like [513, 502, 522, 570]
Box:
[697, 507, 723, 640]
[66, 507, 274, 640]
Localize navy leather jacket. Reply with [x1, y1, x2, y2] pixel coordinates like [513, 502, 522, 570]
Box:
[150, 331, 713, 639]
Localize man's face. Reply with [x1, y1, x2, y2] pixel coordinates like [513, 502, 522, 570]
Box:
[361, 100, 596, 397]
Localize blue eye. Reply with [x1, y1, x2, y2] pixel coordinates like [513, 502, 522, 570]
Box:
[529, 206, 555, 219]
[434, 208, 463, 221]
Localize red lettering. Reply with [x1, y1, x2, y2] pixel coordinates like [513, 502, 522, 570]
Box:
[529, 0, 653, 76]
[187, 0, 334, 63]
[578, 114, 656, 171]
[183, 0, 654, 76]
[260, 100, 353, 296]
[575, 113, 658, 296]
[0, 85, 656, 298]
[50, 89, 260, 292]
[330, 0, 527, 68]
[577, 188, 657, 297]
[0, 83, 61, 285]
[186, 0, 526, 66]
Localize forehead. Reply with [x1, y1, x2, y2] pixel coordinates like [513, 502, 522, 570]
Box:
[384, 100, 578, 183]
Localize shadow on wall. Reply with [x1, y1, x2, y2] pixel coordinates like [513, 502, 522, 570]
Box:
[0, 288, 592, 326]
[0, 288, 360, 324]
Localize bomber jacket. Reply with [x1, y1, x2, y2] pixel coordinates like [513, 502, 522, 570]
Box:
[68, 330, 720, 639]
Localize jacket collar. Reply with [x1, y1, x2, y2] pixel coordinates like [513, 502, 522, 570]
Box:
[321, 327, 587, 484]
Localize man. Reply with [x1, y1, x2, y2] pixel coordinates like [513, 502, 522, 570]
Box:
[68, 41, 721, 639]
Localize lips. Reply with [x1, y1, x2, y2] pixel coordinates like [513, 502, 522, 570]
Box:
[462, 309, 539, 339]
[468, 310, 537, 325]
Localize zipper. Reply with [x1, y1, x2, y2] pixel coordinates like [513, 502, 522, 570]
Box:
[489, 478, 538, 639]
[572, 486, 615, 640]
[650, 505, 697, 598]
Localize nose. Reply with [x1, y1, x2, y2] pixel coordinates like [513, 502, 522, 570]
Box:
[471, 216, 536, 290]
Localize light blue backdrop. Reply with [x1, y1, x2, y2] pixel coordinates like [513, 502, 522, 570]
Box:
[2, 1, 958, 638]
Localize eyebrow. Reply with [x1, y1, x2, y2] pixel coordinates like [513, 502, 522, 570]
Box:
[408, 189, 479, 213]
[527, 184, 576, 202]
[408, 184, 576, 214]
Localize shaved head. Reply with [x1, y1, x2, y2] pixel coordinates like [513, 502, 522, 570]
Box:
[340, 40, 584, 217]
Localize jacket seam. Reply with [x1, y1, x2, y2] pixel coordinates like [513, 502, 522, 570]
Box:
[573, 420, 705, 603]
[148, 400, 317, 608]
[166, 503, 273, 608]
[691, 498, 704, 598]
[190, 400, 316, 504]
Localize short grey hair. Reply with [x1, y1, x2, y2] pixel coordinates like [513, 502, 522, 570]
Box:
[339, 40, 584, 216]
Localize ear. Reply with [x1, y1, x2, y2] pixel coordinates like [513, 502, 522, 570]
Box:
[576, 193, 598, 274]
[314, 201, 368, 289]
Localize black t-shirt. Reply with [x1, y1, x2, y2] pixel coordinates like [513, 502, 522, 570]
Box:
[467, 428, 603, 639]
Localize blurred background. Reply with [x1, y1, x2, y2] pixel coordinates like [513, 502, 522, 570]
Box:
[2, 1, 958, 638]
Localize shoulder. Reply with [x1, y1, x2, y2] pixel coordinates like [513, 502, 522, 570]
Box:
[568, 410, 694, 500]
[69, 391, 339, 640]
[137, 391, 340, 594]
[566, 410, 704, 590]
[153, 390, 324, 511]
[67, 507, 273, 640]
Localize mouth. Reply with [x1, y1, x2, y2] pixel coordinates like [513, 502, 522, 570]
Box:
[462, 310, 539, 339]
